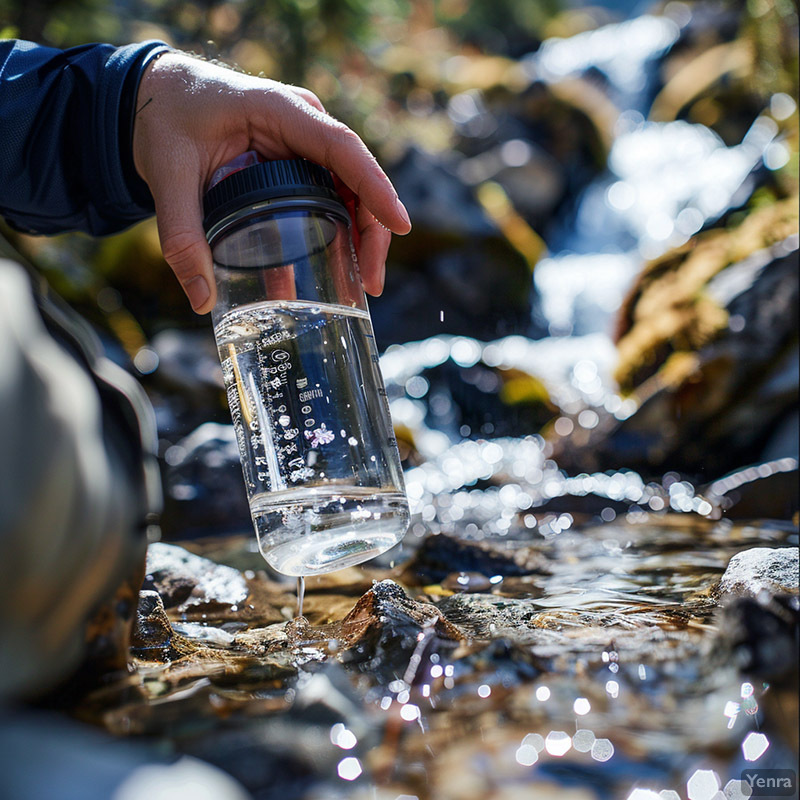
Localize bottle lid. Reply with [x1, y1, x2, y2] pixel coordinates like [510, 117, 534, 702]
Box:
[202, 158, 342, 234]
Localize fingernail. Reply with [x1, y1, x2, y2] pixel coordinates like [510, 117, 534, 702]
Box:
[377, 261, 386, 295]
[185, 275, 210, 311]
[395, 197, 411, 229]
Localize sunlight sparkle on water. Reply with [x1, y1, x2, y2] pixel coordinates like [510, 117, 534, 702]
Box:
[573, 697, 591, 715]
[536, 686, 551, 701]
[723, 779, 753, 799]
[572, 729, 596, 752]
[724, 700, 740, 729]
[770, 92, 797, 120]
[742, 732, 770, 761]
[545, 731, 572, 756]
[591, 739, 615, 762]
[337, 757, 362, 781]
[522, 733, 546, 752]
[515, 745, 539, 766]
[330, 723, 357, 750]
[687, 769, 720, 800]
[400, 703, 421, 721]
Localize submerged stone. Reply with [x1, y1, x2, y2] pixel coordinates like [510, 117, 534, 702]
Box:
[401, 532, 549, 585]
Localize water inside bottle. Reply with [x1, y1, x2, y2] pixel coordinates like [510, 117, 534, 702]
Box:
[214, 300, 409, 576]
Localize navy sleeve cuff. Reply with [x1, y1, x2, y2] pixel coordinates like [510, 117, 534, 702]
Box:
[0, 39, 171, 237]
[92, 40, 172, 232]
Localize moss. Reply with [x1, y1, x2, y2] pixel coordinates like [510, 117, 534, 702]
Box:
[614, 196, 799, 394]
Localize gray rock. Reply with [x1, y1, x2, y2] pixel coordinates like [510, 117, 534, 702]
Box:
[719, 547, 799, 598]
[144, 542, 249, 611]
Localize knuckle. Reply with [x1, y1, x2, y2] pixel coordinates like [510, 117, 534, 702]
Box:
[325, 124, 362, 160]
[161, 232, 204, 278]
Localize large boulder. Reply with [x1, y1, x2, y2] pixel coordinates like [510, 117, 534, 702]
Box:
[558, 199, 799, 478]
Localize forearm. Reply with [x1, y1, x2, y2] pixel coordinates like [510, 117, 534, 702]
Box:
[0, 39, 170, 236]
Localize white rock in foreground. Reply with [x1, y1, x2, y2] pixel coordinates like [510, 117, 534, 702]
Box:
[719, 546, 799, 598]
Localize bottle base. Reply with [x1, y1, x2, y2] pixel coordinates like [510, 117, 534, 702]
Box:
[250, 489, 409, 576]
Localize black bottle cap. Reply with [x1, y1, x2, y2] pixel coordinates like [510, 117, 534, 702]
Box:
[202, 158, 342, 234]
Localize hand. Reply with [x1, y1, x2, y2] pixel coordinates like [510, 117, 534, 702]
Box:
[132, 51, 411, 314]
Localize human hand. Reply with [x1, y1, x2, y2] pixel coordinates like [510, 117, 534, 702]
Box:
[132, 51, 411, 314]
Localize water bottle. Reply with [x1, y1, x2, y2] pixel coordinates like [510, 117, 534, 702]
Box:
[203, 156, 409, 576]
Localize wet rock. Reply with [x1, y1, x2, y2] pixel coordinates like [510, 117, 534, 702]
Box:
[401, 532, 549, 585]
[159, 423, 251, 539]
[416, 358, 557, 441]
[300, 566, 392, 626]
[338, 580, 466, 682]
[143, 542, 290, 628]
[143, 542, 249, 612]
[569, 212, 800, 477]
[131, 590, 198, 662]
[719, 547, 799, 598]
[177, 662, 379, 800]
[388, 147, 497, 240]
[435, 593, 542, 643]
[454, 636, 545, 682]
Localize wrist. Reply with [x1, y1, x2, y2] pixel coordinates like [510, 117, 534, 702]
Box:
[121, 44, 172, 204]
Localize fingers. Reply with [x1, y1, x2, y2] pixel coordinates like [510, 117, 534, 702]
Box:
[287, 85, 326, 114]
[150, 161, 217, 314]
[355, 202, 392, 296]
[254, 89, 411, 236]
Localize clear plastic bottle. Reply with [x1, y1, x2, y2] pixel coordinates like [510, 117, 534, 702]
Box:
[204, 157, 409, 576]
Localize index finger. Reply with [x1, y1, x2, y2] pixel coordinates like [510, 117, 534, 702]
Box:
[254, 91, 411, 235]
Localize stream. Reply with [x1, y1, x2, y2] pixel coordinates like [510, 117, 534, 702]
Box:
[78, 5, 798, 800]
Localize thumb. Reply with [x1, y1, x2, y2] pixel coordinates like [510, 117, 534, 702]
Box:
[152, 174, 217, 315]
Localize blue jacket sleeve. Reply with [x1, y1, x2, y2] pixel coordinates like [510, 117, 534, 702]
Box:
[0, 39, 171, 236]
